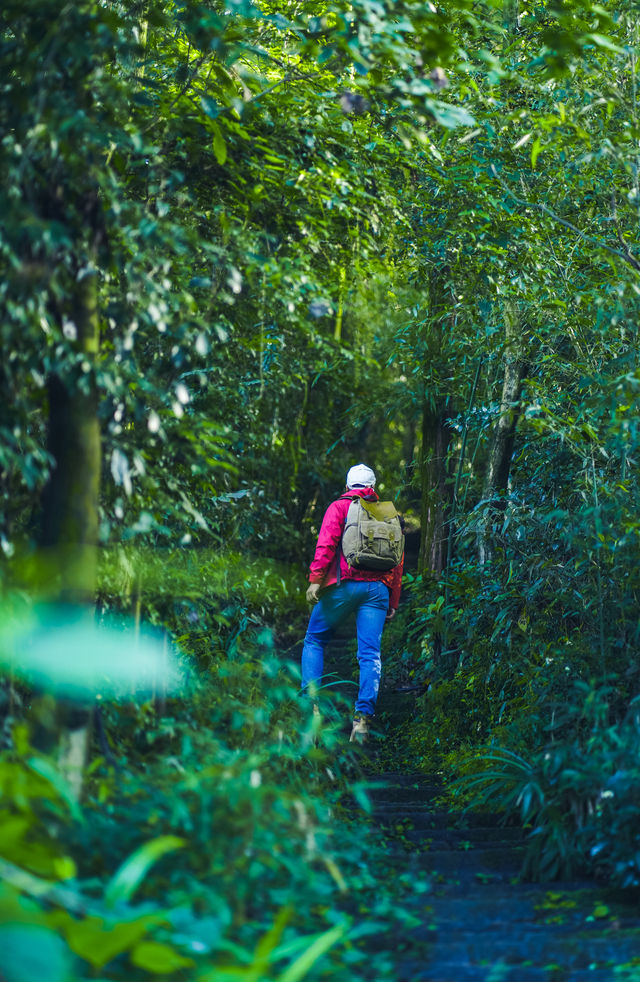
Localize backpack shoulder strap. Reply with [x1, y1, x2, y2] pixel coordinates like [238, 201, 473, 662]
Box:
[336, 495, 358, 584]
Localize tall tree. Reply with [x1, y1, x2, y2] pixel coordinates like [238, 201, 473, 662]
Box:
[419, 268, 455, 579]
[476, 301, 528, 564]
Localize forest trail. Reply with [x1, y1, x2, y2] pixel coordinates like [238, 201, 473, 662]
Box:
[321, 634, 640, 980]
[361, 772, 640, 980]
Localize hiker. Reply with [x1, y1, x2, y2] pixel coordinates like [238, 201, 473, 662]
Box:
[301, 463, 404, 742]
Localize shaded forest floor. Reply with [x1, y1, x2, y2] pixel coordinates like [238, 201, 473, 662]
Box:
[319, 628, 640, 981]
[358, 770, 640, 981]
[6, 603, 640, 982]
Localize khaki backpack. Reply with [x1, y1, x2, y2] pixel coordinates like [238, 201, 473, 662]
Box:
[340, 497, 404, 572]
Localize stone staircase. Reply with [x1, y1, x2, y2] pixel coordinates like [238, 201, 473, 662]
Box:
[299, 616, 640, 978]
[366, 773, 640, 982]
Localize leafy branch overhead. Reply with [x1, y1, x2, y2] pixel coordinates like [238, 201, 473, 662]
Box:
[3, 0, 640, 980]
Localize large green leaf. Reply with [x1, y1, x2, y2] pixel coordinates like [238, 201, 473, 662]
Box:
[130, 940, 195, 973]
[0, 925, 71, 982]
[63, 913, 162, 970]
[276, 925, 345, 982]
[0, 604, 182, 698]
[105, 836, 186, 907]
[428, 100, 476, 129]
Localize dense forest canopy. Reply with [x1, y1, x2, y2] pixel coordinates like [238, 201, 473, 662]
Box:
[3, 0, 640, 979]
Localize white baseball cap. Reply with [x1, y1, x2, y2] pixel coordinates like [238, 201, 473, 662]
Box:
[346, 464, 376, 488]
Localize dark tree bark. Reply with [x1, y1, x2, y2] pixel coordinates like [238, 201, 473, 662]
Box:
[503, 0, 519, 28]
[39, 253, 101, 798]
[400, 415, 419, 506]
[419, 401, 454, 578]
[41, 269, 101, 602]
[418, 267, 455, 579]
[477, 301, 528, 564]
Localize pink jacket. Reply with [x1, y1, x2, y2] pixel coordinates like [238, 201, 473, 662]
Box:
[308, 488, 403, 609]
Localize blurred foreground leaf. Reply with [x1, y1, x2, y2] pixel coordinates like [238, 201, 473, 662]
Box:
[130, 939, 195, 973]
[105, 835, 186, 907]
[26, 757, 83, 824]
[0, 924, 71, 982]
[0, 604, 183, 699]
[276, 924, 345, 982]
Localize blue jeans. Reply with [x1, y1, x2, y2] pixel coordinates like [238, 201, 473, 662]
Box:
[301, 579, 390, 716]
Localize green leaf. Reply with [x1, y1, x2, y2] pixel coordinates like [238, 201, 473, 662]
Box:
[513, 132, 532, 150]
[0, 604, 182, 699]
[211, 122, 227, 165]
[584, 33, 624, 54]
[531, 136, 542, 169]
[26, 757, 83, 824]
[105, 836, 185, 907]
[351, 783, 373, 814]
[429, 100, 475, 129]
[200, 95, 220, 118]
[130, 940, 195, 973]
[0, 925, 71, 982]
[63, 914, 161, 970]
[276, 925, 345, 982]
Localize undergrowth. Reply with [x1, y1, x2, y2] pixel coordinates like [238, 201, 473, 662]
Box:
[382, 580, 640, 889]
[0, 603, 429, 982]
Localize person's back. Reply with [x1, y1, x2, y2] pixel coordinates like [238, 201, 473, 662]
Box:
[302, 464, 403, 742]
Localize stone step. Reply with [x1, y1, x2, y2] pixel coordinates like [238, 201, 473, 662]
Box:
[377, 816, 524, 843]
[376, 811, 518, 834]
[405, 928, 640, 966]
[412, 891, 607, 925]
[392, 846, 526, 880]
[429, 878, 596, 900]
[399, 827, 525, 848]
[371, 772, 438, 785]
[396, 961, 620, 982]
[356, 770, 640, 981]
[366, 784, 443, 804]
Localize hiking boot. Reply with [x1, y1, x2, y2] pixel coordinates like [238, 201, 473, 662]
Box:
[349, 713, 370, 744]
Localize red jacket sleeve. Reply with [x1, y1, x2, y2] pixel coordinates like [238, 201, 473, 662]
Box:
[388, 556, 403, 610]
[308, 499, 346, 585]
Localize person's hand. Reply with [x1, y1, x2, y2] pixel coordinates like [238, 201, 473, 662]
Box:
[306, 583, 321, 605]
[385, 608, 396, 621]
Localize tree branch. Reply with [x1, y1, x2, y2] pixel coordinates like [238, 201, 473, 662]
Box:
[142, 52, 210, 134]
[610, 188, 640, 270]
[490, 165, 640, 272]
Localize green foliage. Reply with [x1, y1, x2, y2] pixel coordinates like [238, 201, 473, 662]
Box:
[0, 600, 181, 699]
[0, 724, 80, 880]
[0, 0, 488, 564]
[0, 636, 424, 981]
[450, 682, 640, 887]
[5, 0, 640, 933]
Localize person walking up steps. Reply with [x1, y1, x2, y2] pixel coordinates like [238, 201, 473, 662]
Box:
[302, 464, 404, 743]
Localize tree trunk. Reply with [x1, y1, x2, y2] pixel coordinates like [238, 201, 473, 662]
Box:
[477, 301, 527, 564]
[40, 262, 101, 799]
[41, 270, 101, 601]
[401, 415, 419, 508]
[418, 266, 454, 580]
[419, 401, 453, 578]
[503, 0, 519, 28]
